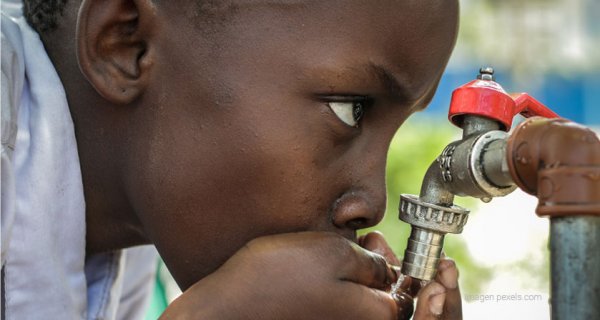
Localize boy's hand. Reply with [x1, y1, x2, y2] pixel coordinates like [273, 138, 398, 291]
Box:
[360, 232, 463, 320]
[161, 232, 399, 319]
[160, 231, 461, 319]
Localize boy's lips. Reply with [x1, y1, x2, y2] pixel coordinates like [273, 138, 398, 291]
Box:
[330, 229, 358, 244]
[312, 226, 357, 243]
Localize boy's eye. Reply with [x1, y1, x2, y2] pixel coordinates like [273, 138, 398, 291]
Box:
[327, 101, 365, 127]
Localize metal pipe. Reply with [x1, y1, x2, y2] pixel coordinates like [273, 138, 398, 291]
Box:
[481, 138, 513, 188]
[550, 216, 600, 320]
[461, 115, 501, 139]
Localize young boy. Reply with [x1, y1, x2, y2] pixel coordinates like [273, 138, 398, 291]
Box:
[1, 0, 462, 319]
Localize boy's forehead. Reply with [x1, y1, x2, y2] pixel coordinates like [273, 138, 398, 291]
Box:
[165, 0, 457, 107]
[197, 0, 306, 9]
[179, 0, 457, 48]
[191, 0, 311, 18]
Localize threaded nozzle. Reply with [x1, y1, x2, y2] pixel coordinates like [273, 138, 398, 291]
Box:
[401, 227, 445, 280]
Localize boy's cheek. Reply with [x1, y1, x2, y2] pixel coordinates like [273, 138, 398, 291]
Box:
[126, 117, 355, 287]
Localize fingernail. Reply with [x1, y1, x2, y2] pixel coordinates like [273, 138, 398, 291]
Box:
[438, 260, 458, 289]
[429, 291, 446, 316]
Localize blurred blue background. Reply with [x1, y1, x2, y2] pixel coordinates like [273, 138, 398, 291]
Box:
[428, 0, 600, 127]
[426, 71, 600, 126]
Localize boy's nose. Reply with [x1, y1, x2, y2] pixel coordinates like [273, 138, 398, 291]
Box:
[331, 131, 390, 230]
[331, 189, 386, 230]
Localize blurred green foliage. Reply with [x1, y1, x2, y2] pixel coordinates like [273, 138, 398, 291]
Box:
[359, 114, 493, 294]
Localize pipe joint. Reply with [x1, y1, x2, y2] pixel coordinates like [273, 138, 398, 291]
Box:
[507, 117, 600, 217]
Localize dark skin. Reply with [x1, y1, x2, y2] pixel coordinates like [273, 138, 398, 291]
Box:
[40, 0, 461, 318]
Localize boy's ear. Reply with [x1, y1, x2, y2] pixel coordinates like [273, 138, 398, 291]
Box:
[76, 0, 156, 104]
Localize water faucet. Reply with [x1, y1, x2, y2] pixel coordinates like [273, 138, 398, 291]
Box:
[398, 67, 559, 281]
[397, 67, 600, 319]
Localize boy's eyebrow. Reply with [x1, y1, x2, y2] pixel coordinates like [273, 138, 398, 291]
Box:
[368, 63, 414, 103]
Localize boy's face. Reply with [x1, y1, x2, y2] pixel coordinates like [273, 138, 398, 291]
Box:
[123, 0, 458, 288]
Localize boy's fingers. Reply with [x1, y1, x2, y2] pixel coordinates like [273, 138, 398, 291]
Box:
[413, 281, 447, 320]
[340, 243, 398, 290]
[357, 234, 367, 247]
[435, 259, 462, 320]
[359, 231, 402, 265]
[412, 258, 462, 320]
[342, 283, 398, 320]
[436, 259, 458, 290]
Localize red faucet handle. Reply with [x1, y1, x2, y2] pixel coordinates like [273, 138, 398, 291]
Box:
[448, 79, 517, 131]
[511, 93, 560, 119]
[448, 69, 561, 131]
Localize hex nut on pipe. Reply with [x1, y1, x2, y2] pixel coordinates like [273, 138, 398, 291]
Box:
[399, 194, 470, 234]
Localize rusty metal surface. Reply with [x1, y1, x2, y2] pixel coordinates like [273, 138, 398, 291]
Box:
[507, 117, 600, 217]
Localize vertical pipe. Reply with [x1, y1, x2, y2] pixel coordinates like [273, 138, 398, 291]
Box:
[550, 216, 600, 320]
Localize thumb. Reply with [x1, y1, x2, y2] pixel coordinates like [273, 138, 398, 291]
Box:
[413, 281, 447, 320]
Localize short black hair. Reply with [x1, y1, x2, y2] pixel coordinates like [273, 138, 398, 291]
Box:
[22, 0, 217, 34]
[23, 0, 68, 34]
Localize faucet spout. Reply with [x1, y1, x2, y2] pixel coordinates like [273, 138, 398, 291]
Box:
[419, 159, 455, 206]
[398, 158, 470, 280]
